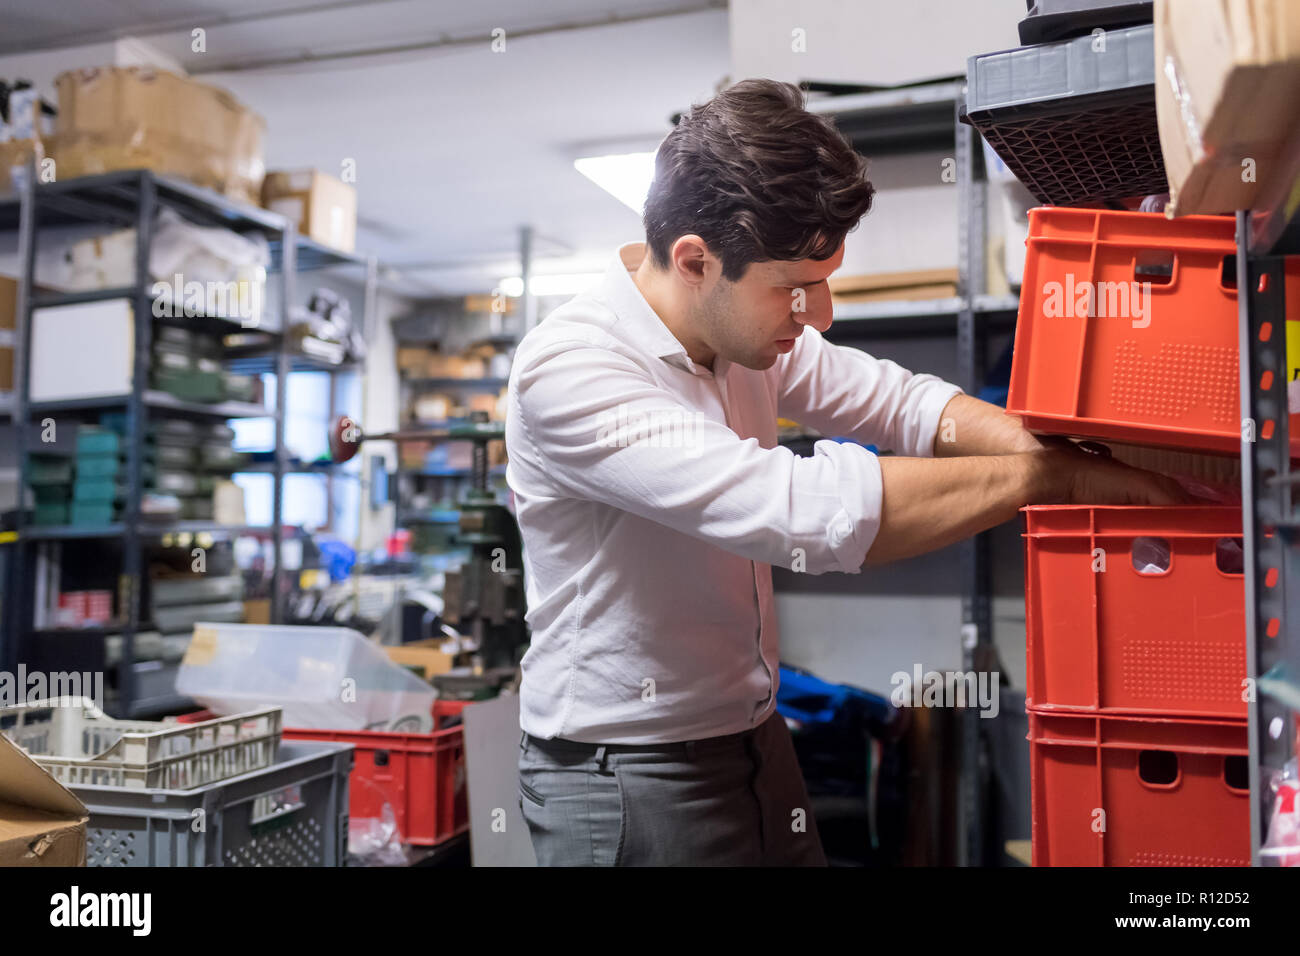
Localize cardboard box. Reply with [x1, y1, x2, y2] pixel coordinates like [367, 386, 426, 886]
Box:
[396, 347, 487, 379]
[0, 275, 16, 330]
[0, 731, 89, 866]
[1156, 0, 1300, 216]
[243, 598, 271, 625]
[263, 169, 357, 253]
[50, 67, 265, 205]
[384, 639, 456, 681]
[828, 267, 960, 305]
[464, 293, 515, 315]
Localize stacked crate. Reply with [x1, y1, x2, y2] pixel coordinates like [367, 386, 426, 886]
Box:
[1007, 208, 1300, 866]
[72, 425, 125, 525]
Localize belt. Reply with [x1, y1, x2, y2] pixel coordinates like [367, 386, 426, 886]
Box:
[521, 718, 767, 760]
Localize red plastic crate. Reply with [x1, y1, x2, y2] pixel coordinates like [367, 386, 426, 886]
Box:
[1023, 505, 1247, 719]
[1029, 710, 1250, 867]
[283, 700, 468, 847]
[181, 700, 469, 847]
[1007, 207, 1300, 455]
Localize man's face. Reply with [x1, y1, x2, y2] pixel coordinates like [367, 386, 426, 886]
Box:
[696, 241, 844, 371]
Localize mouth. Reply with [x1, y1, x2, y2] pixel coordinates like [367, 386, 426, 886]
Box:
[775, 335, 800, 350]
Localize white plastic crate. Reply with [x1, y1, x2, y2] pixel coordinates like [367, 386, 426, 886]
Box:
[0, 697, 281, 789]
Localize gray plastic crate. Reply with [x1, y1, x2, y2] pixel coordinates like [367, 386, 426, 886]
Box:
[75, 740, 353, 866]
[964, 23, 1165, 206]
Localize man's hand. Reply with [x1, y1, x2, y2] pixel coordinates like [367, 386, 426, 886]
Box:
[1029, 443, 1194, 507]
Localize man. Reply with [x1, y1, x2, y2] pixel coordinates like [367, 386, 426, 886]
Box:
[505, 79, 1188, 866]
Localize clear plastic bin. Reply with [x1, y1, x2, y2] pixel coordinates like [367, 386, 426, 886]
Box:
[176, 623, 439, 732]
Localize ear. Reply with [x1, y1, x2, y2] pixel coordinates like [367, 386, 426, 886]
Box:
[668, 234, 717, 288]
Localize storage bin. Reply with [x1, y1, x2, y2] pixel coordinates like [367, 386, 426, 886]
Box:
[1007, 207, 1300, 454]
[1029, 710, 1249, 866]
[76, 739, 352, 866]
[964, 25, 1165, 206]
[1023, 504, 1246, 718]
[176, 623, 439, 733]
[0, 697, 281, 789]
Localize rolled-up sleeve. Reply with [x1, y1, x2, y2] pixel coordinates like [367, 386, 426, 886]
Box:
[511, 340, 883, 574]
[776, 327, 963, 457]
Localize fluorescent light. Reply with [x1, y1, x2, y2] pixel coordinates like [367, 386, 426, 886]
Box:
[498, 273, 603, 297]
[574, 152, 656, 213]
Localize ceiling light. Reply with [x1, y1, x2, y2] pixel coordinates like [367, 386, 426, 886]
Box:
[573, 152, 657, 213]
[498, 273, 603, 297]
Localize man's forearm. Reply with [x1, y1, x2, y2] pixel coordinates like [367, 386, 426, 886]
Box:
[865, 452, 1050, 566]
[931, 393, 1042, 457]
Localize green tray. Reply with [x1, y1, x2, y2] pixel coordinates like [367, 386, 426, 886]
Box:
[73, 479, 126, 503]
[70, 502, 117, 525]
[75, 427, 122, 456]
[33, 503, 70, 525]
[28, 458, 74, 484]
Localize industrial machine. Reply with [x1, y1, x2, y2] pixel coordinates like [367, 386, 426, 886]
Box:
[330, 412, 527, 689]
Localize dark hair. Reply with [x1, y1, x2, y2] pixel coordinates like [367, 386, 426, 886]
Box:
[643, 79, 875, 281]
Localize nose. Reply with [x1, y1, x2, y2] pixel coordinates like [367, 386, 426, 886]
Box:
[794, 284, 834, 334]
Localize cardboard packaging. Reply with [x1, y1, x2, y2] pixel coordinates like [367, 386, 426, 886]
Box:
[828, 267, 960, 305]
[0, 731, 89, 866]
[384, 639, 456, 681]
[262, 169, 357, 253]
[0, 276, 17, 332]
[49, 67, 266, 205]
[1155, 0, 1300, 216]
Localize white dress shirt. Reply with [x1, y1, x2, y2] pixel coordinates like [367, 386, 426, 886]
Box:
[506, 243, 963, 743]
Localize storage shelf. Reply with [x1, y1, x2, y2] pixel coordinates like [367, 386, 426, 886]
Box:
[0, 170, 287, 235]
[280, 235, 369, 273]
[223, 343, 361, 375]
[401, 465, 507, 478]
[27, 391, 272, 419]
[32, 287, 137, 308]
[22, 521, 272, 541]
[404, 376, 509, 390]
[236, 461, 360, 477]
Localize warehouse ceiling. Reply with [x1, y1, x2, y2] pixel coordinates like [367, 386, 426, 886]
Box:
[0, 0, 730, 295]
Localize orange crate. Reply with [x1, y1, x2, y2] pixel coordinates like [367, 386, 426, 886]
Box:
[1029, 710, 1249, 867]
[1023, 505, 1246, 719]
[1007, 207, 1300, 455]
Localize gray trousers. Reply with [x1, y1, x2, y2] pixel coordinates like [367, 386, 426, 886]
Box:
[518, 711, 827, 866]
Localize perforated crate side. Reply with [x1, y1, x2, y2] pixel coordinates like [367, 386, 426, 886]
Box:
[74, 741, 353, 867]
[973, 97, 1167, 206]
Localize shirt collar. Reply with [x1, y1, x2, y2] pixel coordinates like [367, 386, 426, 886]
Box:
[600, 242, 710, 375]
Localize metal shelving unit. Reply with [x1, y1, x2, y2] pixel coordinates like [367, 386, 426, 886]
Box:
[2, 170, 291, 716]
[0, 169, 374, 716]
[1237, 196, 1300, 865]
